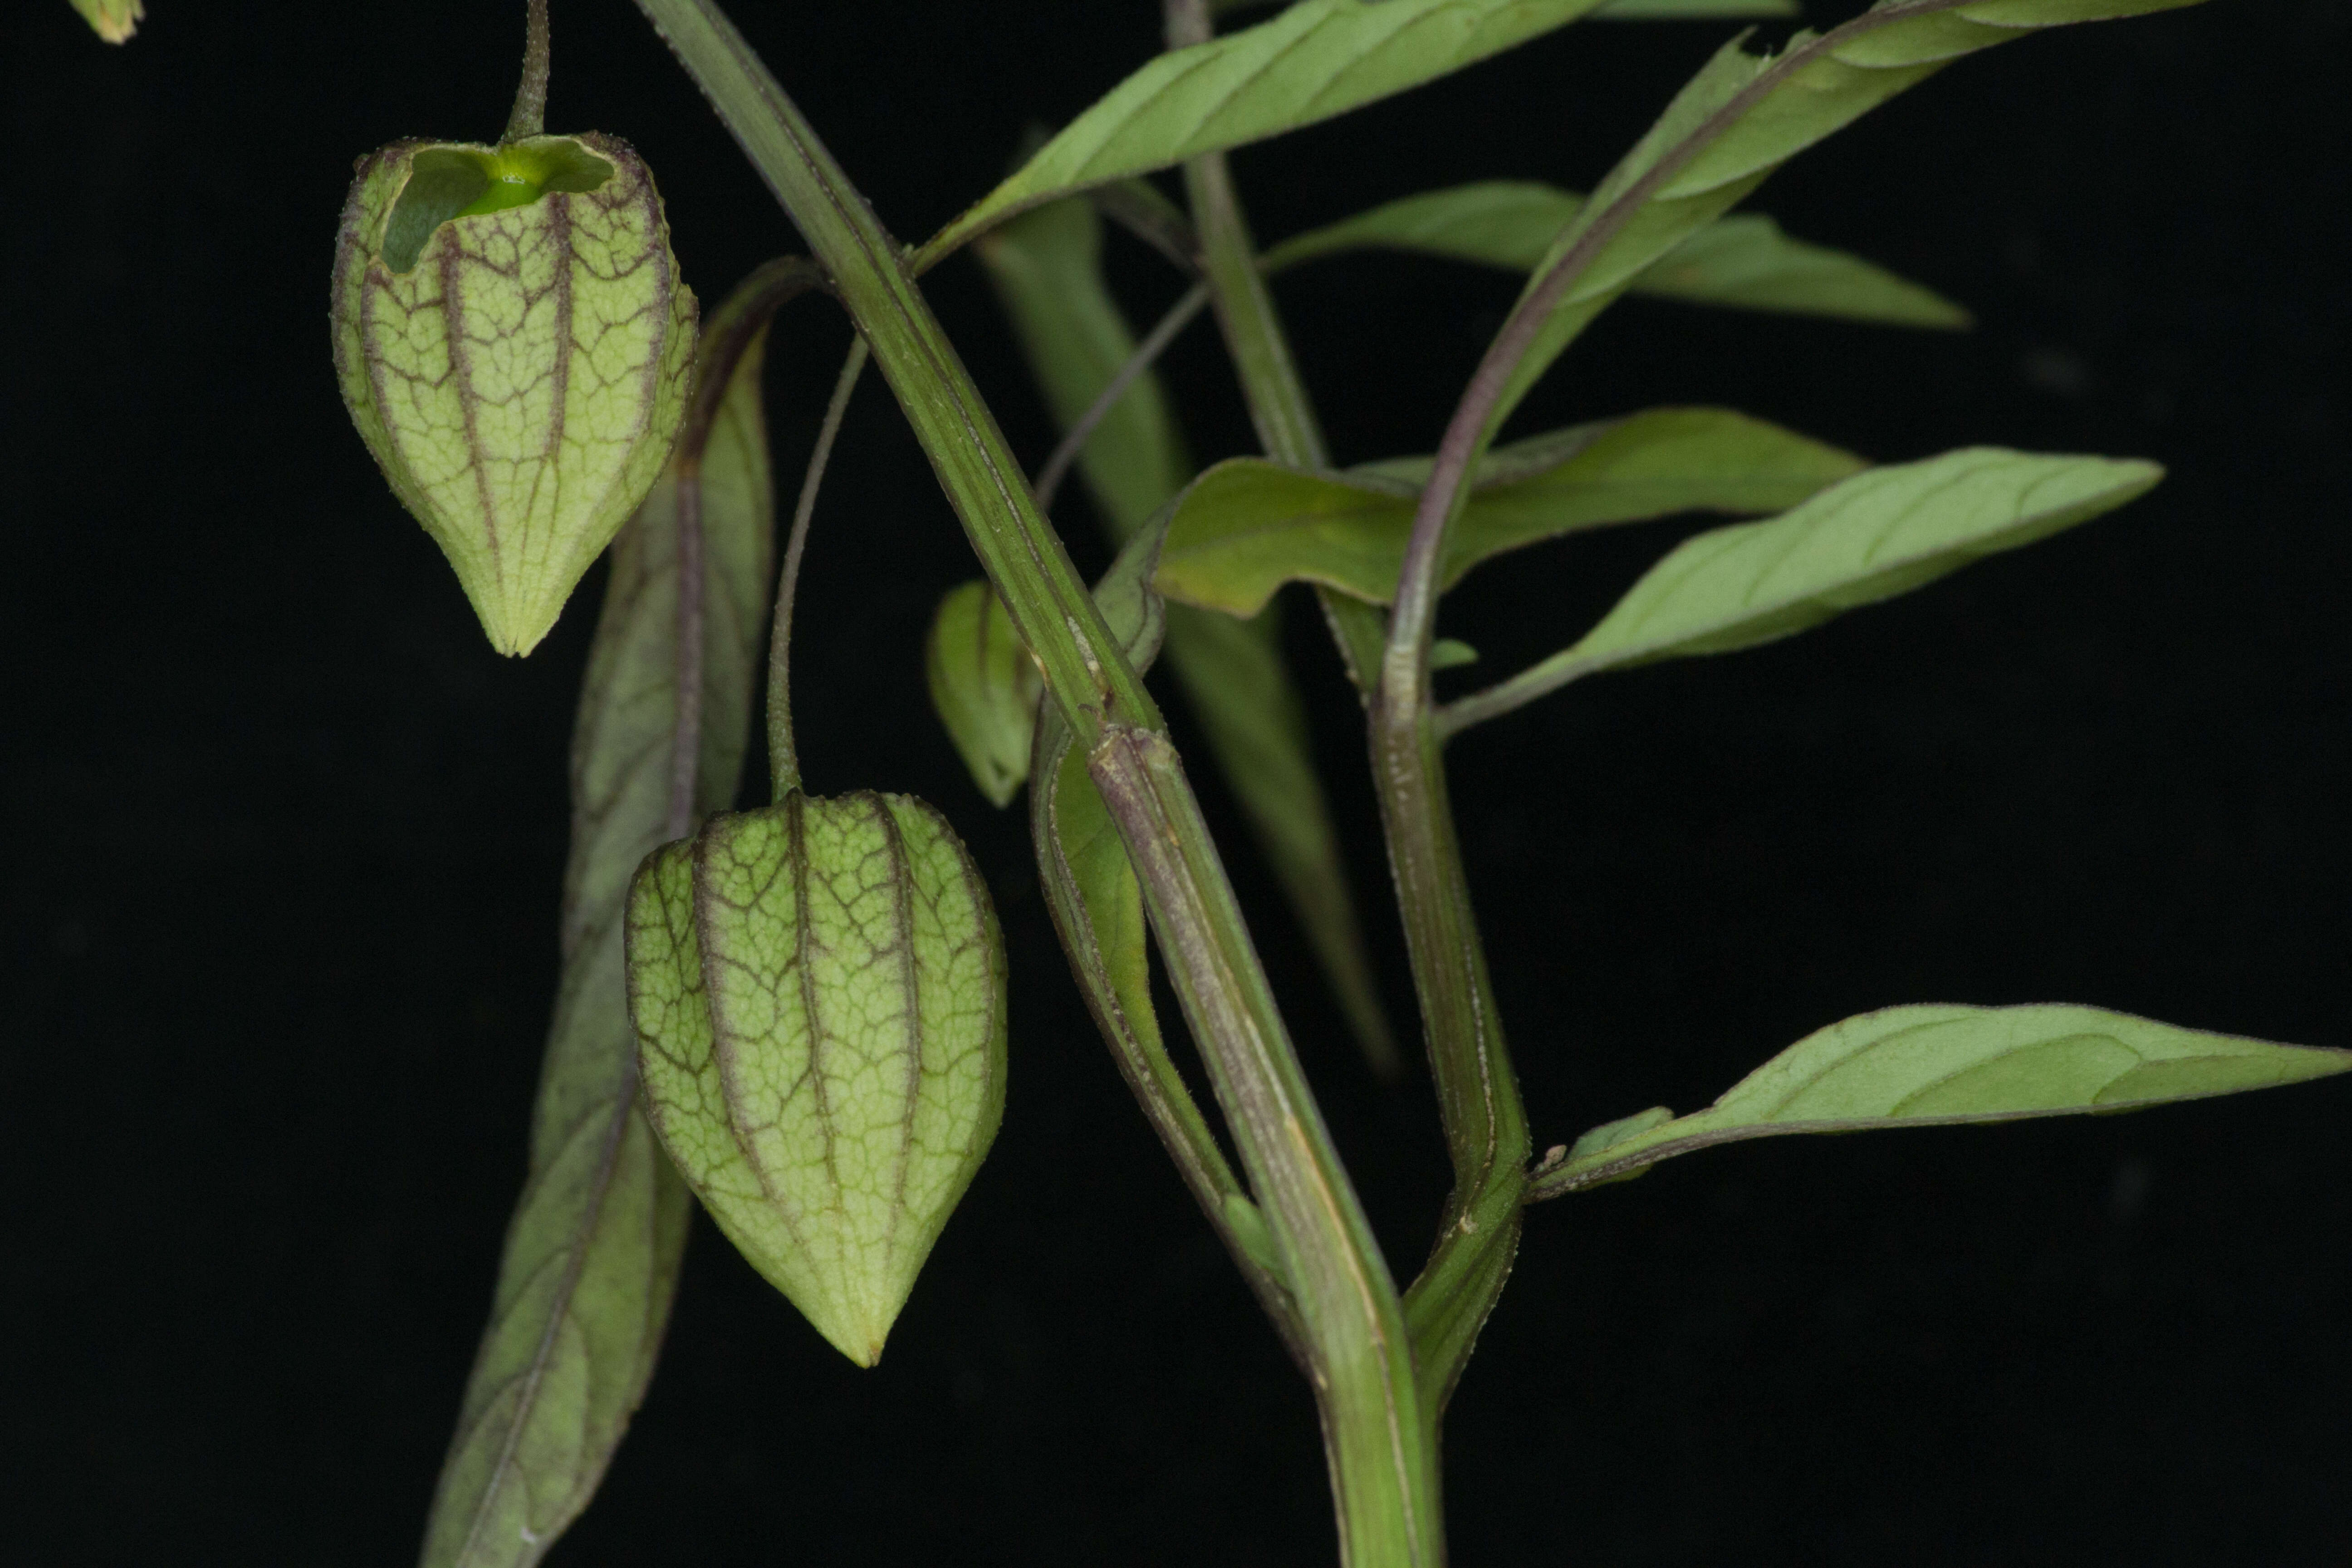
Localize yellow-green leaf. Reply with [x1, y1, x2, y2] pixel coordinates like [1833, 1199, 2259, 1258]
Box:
[1533, 1005, 2352, 1197]
[1156, 407, 1863, 617]
[69, 0, 142, 42]
[1442, 447, 2157, 732]
[925, 581, 1041, 808]
[917, 0, 1616, 266]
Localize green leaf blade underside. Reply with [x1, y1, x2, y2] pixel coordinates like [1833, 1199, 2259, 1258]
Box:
[926, 581, 1042, 808]
[1446, 448, 2155, 728]
[1494, 0, 2202, 429]
[632, 793, 1008, 1367]
[1534, 1004, 2352, 1197]
[1260, 181, 1969, 328]
[977, 193, 1396, 1073]
[918, 0, 1615, 265]
[420, 323, 777, 1568]
[1156, 407, 1865, 616]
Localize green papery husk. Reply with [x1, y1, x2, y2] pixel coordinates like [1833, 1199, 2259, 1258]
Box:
[626, 791, 1008, 1366]
[331, 131, 696, 656]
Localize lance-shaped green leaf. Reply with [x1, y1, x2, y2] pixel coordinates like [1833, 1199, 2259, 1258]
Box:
[1642, 213, 1967, 325]
[1441, 447, 2156, 732]
[1530, 1004, 2352, 1198]
[1264, 181, 1966, 328]
[629, 791, 1007, 1367]
[976, 192, 1396, 1072]
[1490, 0, 2202, 429]
[69, 0, 143, 41]
[916, 0, 1617, 266]
[419, 313, 778, 1568]
[1155, 407, 1862, 617]
[333, 132, 698, 656]
[926, 581, 1041, 808]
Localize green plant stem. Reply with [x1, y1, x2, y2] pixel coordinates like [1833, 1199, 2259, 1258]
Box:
[1385, 7, 2034, 1337]
[1087, 725, 1440, 1567]
[1367, 687, 1529, 1406]
[1032, 281, 1210, 514]
[627, 4, 1435, 1560]
[1087, 180, 1202, 274]
[765, 336, 867, 799]
[1160, 5, 1406, 1094]
[1028, 712, 1308, 1363]
[1161, 8, 1391, 691]
[667, 257, 828, 837]
[1165, 0, 1528, 1409]
[1410, 0, 1986, 742]
[503, 0, 552, 144]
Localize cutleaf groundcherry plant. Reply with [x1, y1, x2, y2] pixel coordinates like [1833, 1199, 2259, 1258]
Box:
[88, 0, 2325, 1557]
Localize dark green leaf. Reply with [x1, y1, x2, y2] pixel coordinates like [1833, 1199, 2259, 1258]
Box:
[1636, 213, 1968, 325]
[1261, 181, 1968, 328]
[1155, 407, 1863, 616]
[419, 316, 777, 1568]
[1533, 1004, 2352, 1198]
[1261, 180, 1582, 273]
[1493, 0, 2202, 427]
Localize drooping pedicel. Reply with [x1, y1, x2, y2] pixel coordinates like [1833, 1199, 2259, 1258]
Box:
[331, 134, 696, 656]
[626, 793, 1008, 1366]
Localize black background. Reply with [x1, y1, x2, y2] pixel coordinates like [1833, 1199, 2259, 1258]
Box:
[6, 0, 2348, 1562]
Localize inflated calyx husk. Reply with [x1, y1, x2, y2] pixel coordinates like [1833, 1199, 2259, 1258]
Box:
[332, 132, 696, 656]
[627, 792, 1007, 1366]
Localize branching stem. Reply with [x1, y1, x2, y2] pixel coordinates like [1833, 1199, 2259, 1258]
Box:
[1390, 0, 1975, 727]
[626, 6, 1429, 1563]
[1162, 0, 1526, 1415]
